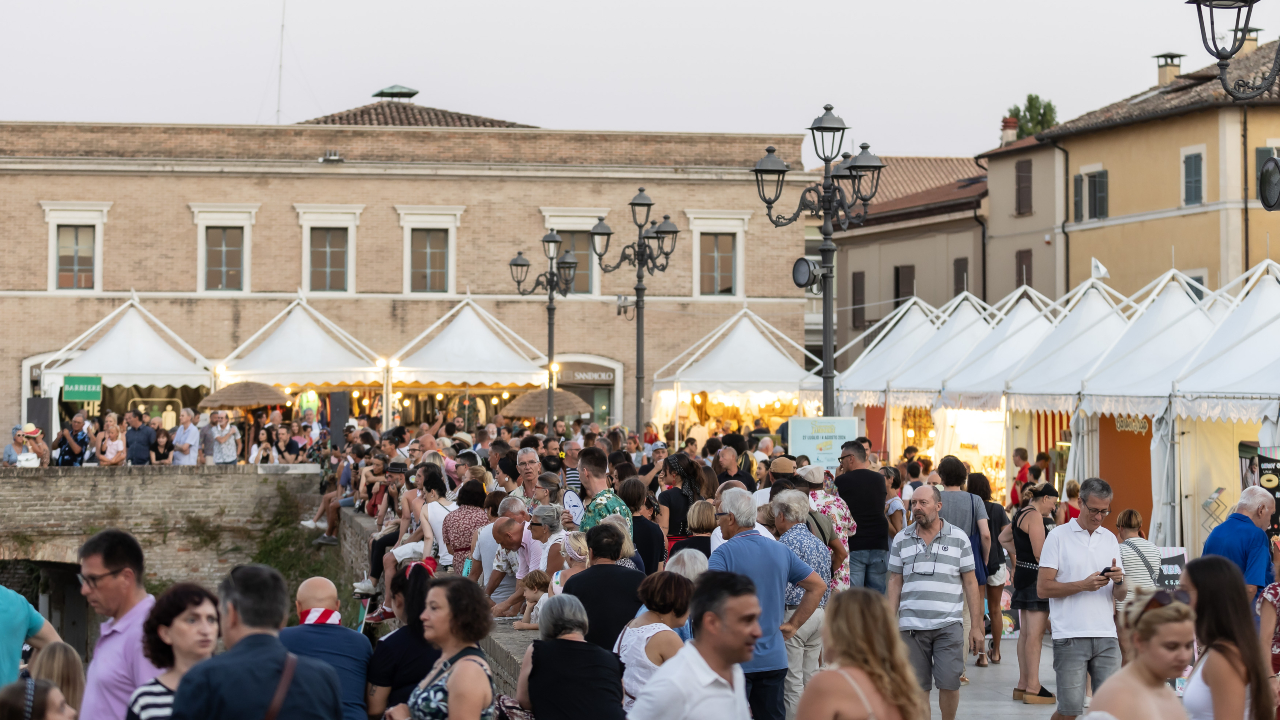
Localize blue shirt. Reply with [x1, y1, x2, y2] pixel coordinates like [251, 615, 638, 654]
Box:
[171, 633, 342, 720]
[708, 529, 815, 673]
[0, 587, 44, 684]
[279, 624, 372, 720]
[125, 425, 155, 465]
[1204, 512, 1274, 592]
[779, 525, 832, 607]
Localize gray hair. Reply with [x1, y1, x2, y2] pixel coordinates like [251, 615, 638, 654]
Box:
[666, 548, 708, 581]
[1239, 485, 1274, 513]
[532, 504, 562, 533]
[180, 407, 195, 419]
[720, 487, 756, 527]
[517, 447, 539, 461]
[218, 564, 288, 630]
[498, 497, 527, 516]
[538, 592, 590, 640]
[1078, 477, 1114, 506]
[771, 490, 810, 523]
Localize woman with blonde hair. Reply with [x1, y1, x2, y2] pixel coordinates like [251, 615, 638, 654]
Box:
[27, 642, 85, 712]
[550, 532, 588, 595]
[1087, 587, 1196, 720]
[796, 587, 925, 720]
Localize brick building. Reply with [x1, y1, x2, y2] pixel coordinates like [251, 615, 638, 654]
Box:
[0, 92, 810, 427]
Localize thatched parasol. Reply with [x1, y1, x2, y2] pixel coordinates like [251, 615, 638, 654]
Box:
[199, 381, 292, 409]
[499, 388, 593, 418]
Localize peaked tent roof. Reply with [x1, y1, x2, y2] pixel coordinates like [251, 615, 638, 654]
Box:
[221, 297, 381, 387]
[938, 288, 1057, 411]
[889, 293, 993, 409]
[654, 310, 815, 395]
[41, 300, 211, 392]
[1006, 280, 1132, 413]
[833, 298, 939, 407]
[1080, 271, 1219, 418]
[391, 300, 547, 388]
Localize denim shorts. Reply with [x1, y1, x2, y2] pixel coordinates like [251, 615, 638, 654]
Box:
[338, 496, 355, 508]
[1051, 636, 1121, 716]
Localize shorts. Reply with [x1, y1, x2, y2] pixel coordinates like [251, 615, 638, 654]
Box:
[1051, 637, 1121, 716]
[900, 622, 964, 692]
[390, 541, 425, 563]
[338, 496, 355, 508]
[986, 563, 1009, 587]
[1010, 583, 1049, 612]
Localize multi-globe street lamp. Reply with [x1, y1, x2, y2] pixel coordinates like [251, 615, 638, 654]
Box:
[509, 231, 578, 425]
[750, 104, 885, 416]
[588, 189, 680, 432]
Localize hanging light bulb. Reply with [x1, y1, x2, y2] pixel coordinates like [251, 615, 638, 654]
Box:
[694, 395, 702, 405]
[362, 398, 370, 407]
[928, 429, 936, 438]
[402, 400, 410, 407]
[502, 391, 510, 399]
[906, 428, 915, 438]
[523, 420, 531, 427]
[352, 390, 360, 398]
[435, 393, 444, 401]
[491, 397, 499, 405]
[285, 401, 292, 407]
[283, 387, 292, 395]
[394, 391, 403, 399]
[774, 401, 781, 409]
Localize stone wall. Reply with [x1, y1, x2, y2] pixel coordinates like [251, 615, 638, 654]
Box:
[0, 463, 320, 587]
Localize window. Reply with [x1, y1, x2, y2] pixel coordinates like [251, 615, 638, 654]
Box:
[409, 228, 448, 292]
[205, 227, 243, 291]
[559, 231, 594, 294]
[953, 258, 969, 296]
[893, 265, 915, 307]
[804, 344, 822, 372]
[310, 228, 348, 292]
[1073, 170, 1108, 221]
[1016, 249, 1033, 287]
[1015, 159, 1033, 215]
[57, 226, 94, 290]
[1183, 153, 1203, 205]
[700, 233, 736, 295]
[1258, 147, 1279, 200]
[851, 271, 866, 329]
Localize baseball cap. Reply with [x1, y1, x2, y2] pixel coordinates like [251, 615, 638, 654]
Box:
[651, 441, 667, 451]
[770, 457, 797, 475]
[386, 459, 410, 475]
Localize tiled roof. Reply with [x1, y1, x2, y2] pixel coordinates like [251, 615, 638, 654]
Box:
[1041, 40, 1280, 139]
[862, 176, 987, 225]
[299, 100, 535, 129]
[871, 156, 983, 203]
[976, 135, 1044, 159]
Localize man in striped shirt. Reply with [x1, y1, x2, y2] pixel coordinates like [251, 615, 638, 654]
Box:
[886, 484, 984, 720]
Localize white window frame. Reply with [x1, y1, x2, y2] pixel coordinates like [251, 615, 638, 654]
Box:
[1180, 144, 1207, 207]
[41, 201, 112, 293]
[190, 203, 260, 293]
[540, 207, 611, 296]
[295, 204, 364, 294]
[685, 209, 752, 299]
[396, 205, 465, 295]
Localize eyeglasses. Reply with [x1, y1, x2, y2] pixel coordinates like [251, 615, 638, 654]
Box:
[78, 567, 126, 589]
[530, 522, 545, 528]
[1132, 589, 1191, 626]
[1083, 504, 1111, 518]
[517, 461, 540, 468]
[838, 454, 854, 462]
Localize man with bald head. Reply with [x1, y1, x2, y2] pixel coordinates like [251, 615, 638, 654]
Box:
[709, 479, 778, 553]
[279, 577, 373, 720]
[717, 446, 757, 492]
[489, 516, 544, 617]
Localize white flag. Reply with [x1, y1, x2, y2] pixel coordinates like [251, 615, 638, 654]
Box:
[1091, 257, 1110, 279]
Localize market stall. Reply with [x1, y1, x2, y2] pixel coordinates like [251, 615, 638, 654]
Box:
[652, 308, 818, 440]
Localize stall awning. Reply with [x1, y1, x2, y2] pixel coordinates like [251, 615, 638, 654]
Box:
[1006, 280, 1132, 413]
[831, 298, 939, 407]
[889, 293, 993, 409]
[220, 296, 381, 387]
[1080, 270, 1219, 419]
[41, 297, 211, 394]
[391, 299, 547, 388]
[654, 309, 816, 395]
[938, 288, 1056, 411]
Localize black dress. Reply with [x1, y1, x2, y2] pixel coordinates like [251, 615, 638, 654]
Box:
[527, 638, 626, 720]
[659, 486, 693, 537]
[1011, 507, 1051, 612]
[670, 535, 712, 558]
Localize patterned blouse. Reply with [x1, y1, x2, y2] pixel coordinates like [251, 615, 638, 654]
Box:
[1257, 583, 1280, 657]
[441, 506, 489, 557]
[407, 647, 496, 720]
[810, 489, 856, 591]
[579, 489, 633, 534]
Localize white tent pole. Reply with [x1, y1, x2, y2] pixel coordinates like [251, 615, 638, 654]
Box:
[222, 299, 300, 365]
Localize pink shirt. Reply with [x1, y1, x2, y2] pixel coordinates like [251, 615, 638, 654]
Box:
[82, 594, 160, 720]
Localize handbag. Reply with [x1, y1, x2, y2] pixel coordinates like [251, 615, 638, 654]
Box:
[968, 494, 989, 584]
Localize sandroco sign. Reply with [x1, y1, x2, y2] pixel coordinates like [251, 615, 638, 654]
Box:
[62, 376, 103, 402]
[1115, 416, 1150, 434]
[556, 362, 615, 385]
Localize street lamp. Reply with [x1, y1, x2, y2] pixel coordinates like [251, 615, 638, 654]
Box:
[751, 104, 885, 416]
[509, 230, 578, 425]
[1187, 1, 1277, 100]
[591, 189, 680, 432]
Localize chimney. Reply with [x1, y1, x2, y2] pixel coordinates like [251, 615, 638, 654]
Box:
[1240, 27, 1262, 55]
[1154, 53, 1184, 86]
[1001, 117, 1019, 146]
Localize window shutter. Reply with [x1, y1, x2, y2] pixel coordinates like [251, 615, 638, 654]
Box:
[1258, 147, 1276, 200]
[1095, 170, 1108, 219]
[851, 271, 866, 329]
[953, 258, 969, 296]
[1015, 160, 1033, 215]
[1073, 174, 1084, 222]
[1184, 154, 1202, 205]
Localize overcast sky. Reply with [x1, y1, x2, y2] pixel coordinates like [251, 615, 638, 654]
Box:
[0, 0, 1240, 167]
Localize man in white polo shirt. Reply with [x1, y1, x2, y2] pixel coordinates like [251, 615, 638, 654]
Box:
[1037, 477, 1126, 720]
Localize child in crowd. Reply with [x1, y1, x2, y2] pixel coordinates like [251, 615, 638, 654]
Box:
[512, 570, 551, 631]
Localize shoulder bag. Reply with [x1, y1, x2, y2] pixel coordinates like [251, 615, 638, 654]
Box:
[1123, 538, 1160, 586]
[968, 494, 989, 584]
[263, 652, 297, 720]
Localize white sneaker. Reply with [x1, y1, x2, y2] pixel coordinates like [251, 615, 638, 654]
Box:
[300, 520, 317, 530]
[352, 579, 376, 595]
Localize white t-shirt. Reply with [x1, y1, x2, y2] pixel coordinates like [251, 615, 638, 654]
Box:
[709, 523, 777, 553]
[626, 643, 750, 720]
[1038, 518, 1122, 639]
[473, 524, 517, 603]
[426, 499, 459, 566]
[753, 488, 771, 507]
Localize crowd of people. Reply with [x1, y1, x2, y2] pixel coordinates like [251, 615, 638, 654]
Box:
[7, 411, 1280, 720]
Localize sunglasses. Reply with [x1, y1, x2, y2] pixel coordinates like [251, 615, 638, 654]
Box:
[1132, 589, 1191, 626]
[530, 522, 545, 528]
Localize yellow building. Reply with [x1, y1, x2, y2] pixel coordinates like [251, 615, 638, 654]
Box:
[1041, 43, 1280, 294]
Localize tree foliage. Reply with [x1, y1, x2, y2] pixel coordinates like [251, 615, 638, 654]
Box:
[1008, 94, 1058, 139]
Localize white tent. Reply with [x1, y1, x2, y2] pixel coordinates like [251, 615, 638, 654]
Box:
[937, 287, 1057, 411]
[888, 292, 993, 409]
[831, 297, 939, 409]
[41, 296, 211, 395]
[220, 295, 381, 387]
[391, 298, 547, 388]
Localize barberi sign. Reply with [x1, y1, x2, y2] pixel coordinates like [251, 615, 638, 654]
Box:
[1115, 416, 1150, 434]
[555, 362, 615, 385]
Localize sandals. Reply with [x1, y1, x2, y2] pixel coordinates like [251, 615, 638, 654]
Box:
[1024, 687, 1056, 705]
[987, 638, 1001, 664]
[976, 652, 989, 667]
[1012, 689, 1025, 701]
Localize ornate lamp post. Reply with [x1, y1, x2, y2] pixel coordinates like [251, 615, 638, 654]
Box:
[1187, 1, 1277, 100]
[750, 104, 885, 416]
[589, 189, 680, 432]
[509, 230, 578, 425]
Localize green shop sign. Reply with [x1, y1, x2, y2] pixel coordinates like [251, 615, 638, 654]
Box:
[63, 376, 103, 402]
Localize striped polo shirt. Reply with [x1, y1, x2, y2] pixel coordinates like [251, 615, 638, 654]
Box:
[888, 520, 975, 631]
